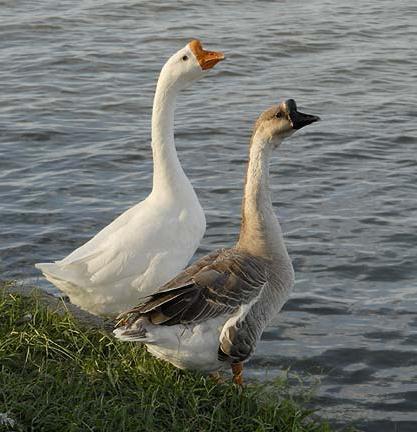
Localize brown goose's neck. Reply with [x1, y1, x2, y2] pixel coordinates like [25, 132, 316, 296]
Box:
[236, 135, 289, 260]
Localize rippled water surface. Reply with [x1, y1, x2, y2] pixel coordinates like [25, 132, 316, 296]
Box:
[1, 1, 417, 430]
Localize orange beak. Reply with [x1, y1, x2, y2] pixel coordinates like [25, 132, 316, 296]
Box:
[189, 39, 225, 70]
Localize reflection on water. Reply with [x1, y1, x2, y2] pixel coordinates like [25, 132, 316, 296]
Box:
[1, 1, 417, 430]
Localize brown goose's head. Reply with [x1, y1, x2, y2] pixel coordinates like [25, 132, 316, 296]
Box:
[252, 99, 320, 147]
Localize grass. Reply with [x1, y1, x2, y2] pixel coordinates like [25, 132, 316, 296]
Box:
[0, 283, 335, 432]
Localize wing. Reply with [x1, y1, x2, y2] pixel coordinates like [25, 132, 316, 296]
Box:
[39, 197, 197, 290]
[57, 200, 168, 286]
[119, 249, 268, 327]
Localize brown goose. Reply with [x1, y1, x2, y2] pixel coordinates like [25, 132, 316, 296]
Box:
[114, 99, 319, 384]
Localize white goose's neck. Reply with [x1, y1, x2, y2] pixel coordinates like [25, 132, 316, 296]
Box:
[151, 73, 190, 198]
[237, 136, 289, 259]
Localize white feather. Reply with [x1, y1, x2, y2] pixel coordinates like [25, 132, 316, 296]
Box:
[35, 42, 216, 316]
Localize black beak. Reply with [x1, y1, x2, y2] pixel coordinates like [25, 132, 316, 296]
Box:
[286, 99, 320, 130]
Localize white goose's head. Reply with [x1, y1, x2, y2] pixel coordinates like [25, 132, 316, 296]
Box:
[159, 39, 225, 91]
[252, 99, 320, 148]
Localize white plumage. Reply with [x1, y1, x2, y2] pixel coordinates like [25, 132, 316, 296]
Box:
[35, 40, 224, 316]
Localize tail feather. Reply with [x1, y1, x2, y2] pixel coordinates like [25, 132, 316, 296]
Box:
[35, 262, 83, 300]
[113, 318, 148, 342]
[35, 262, 72, 282]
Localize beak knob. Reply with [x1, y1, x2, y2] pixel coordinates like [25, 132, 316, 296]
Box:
[286, 99, 320, 130]
[189, 39, 225, 70]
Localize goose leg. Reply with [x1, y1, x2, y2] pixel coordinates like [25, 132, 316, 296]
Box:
[231, 362, 243, 386]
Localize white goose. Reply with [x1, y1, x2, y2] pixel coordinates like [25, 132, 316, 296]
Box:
[36, 40, 225, 316]
[114, 99, 319, 384]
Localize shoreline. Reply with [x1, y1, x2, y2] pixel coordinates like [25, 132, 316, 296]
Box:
[0, 281, 340, 431]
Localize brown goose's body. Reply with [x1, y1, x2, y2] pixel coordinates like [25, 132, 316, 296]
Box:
[114, 99, 319, 382]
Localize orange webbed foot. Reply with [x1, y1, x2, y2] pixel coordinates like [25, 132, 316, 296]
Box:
[231, 362, 243, 386]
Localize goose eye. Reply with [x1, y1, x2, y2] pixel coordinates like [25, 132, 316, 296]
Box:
[182, 55, 188, 61]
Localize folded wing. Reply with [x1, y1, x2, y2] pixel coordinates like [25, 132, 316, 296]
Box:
[119, 248, 268, 328]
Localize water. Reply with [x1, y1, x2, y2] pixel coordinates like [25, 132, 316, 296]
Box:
[1, 0, 417, 430]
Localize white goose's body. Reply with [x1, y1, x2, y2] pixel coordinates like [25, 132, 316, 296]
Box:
[114, 100, 319, 381]
[36, 41, 224, 316]
[38, 194, 204, 316]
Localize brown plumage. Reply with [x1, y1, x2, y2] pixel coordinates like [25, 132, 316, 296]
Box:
[114, 99, 319, 383]
[119, 248, 268, 328]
